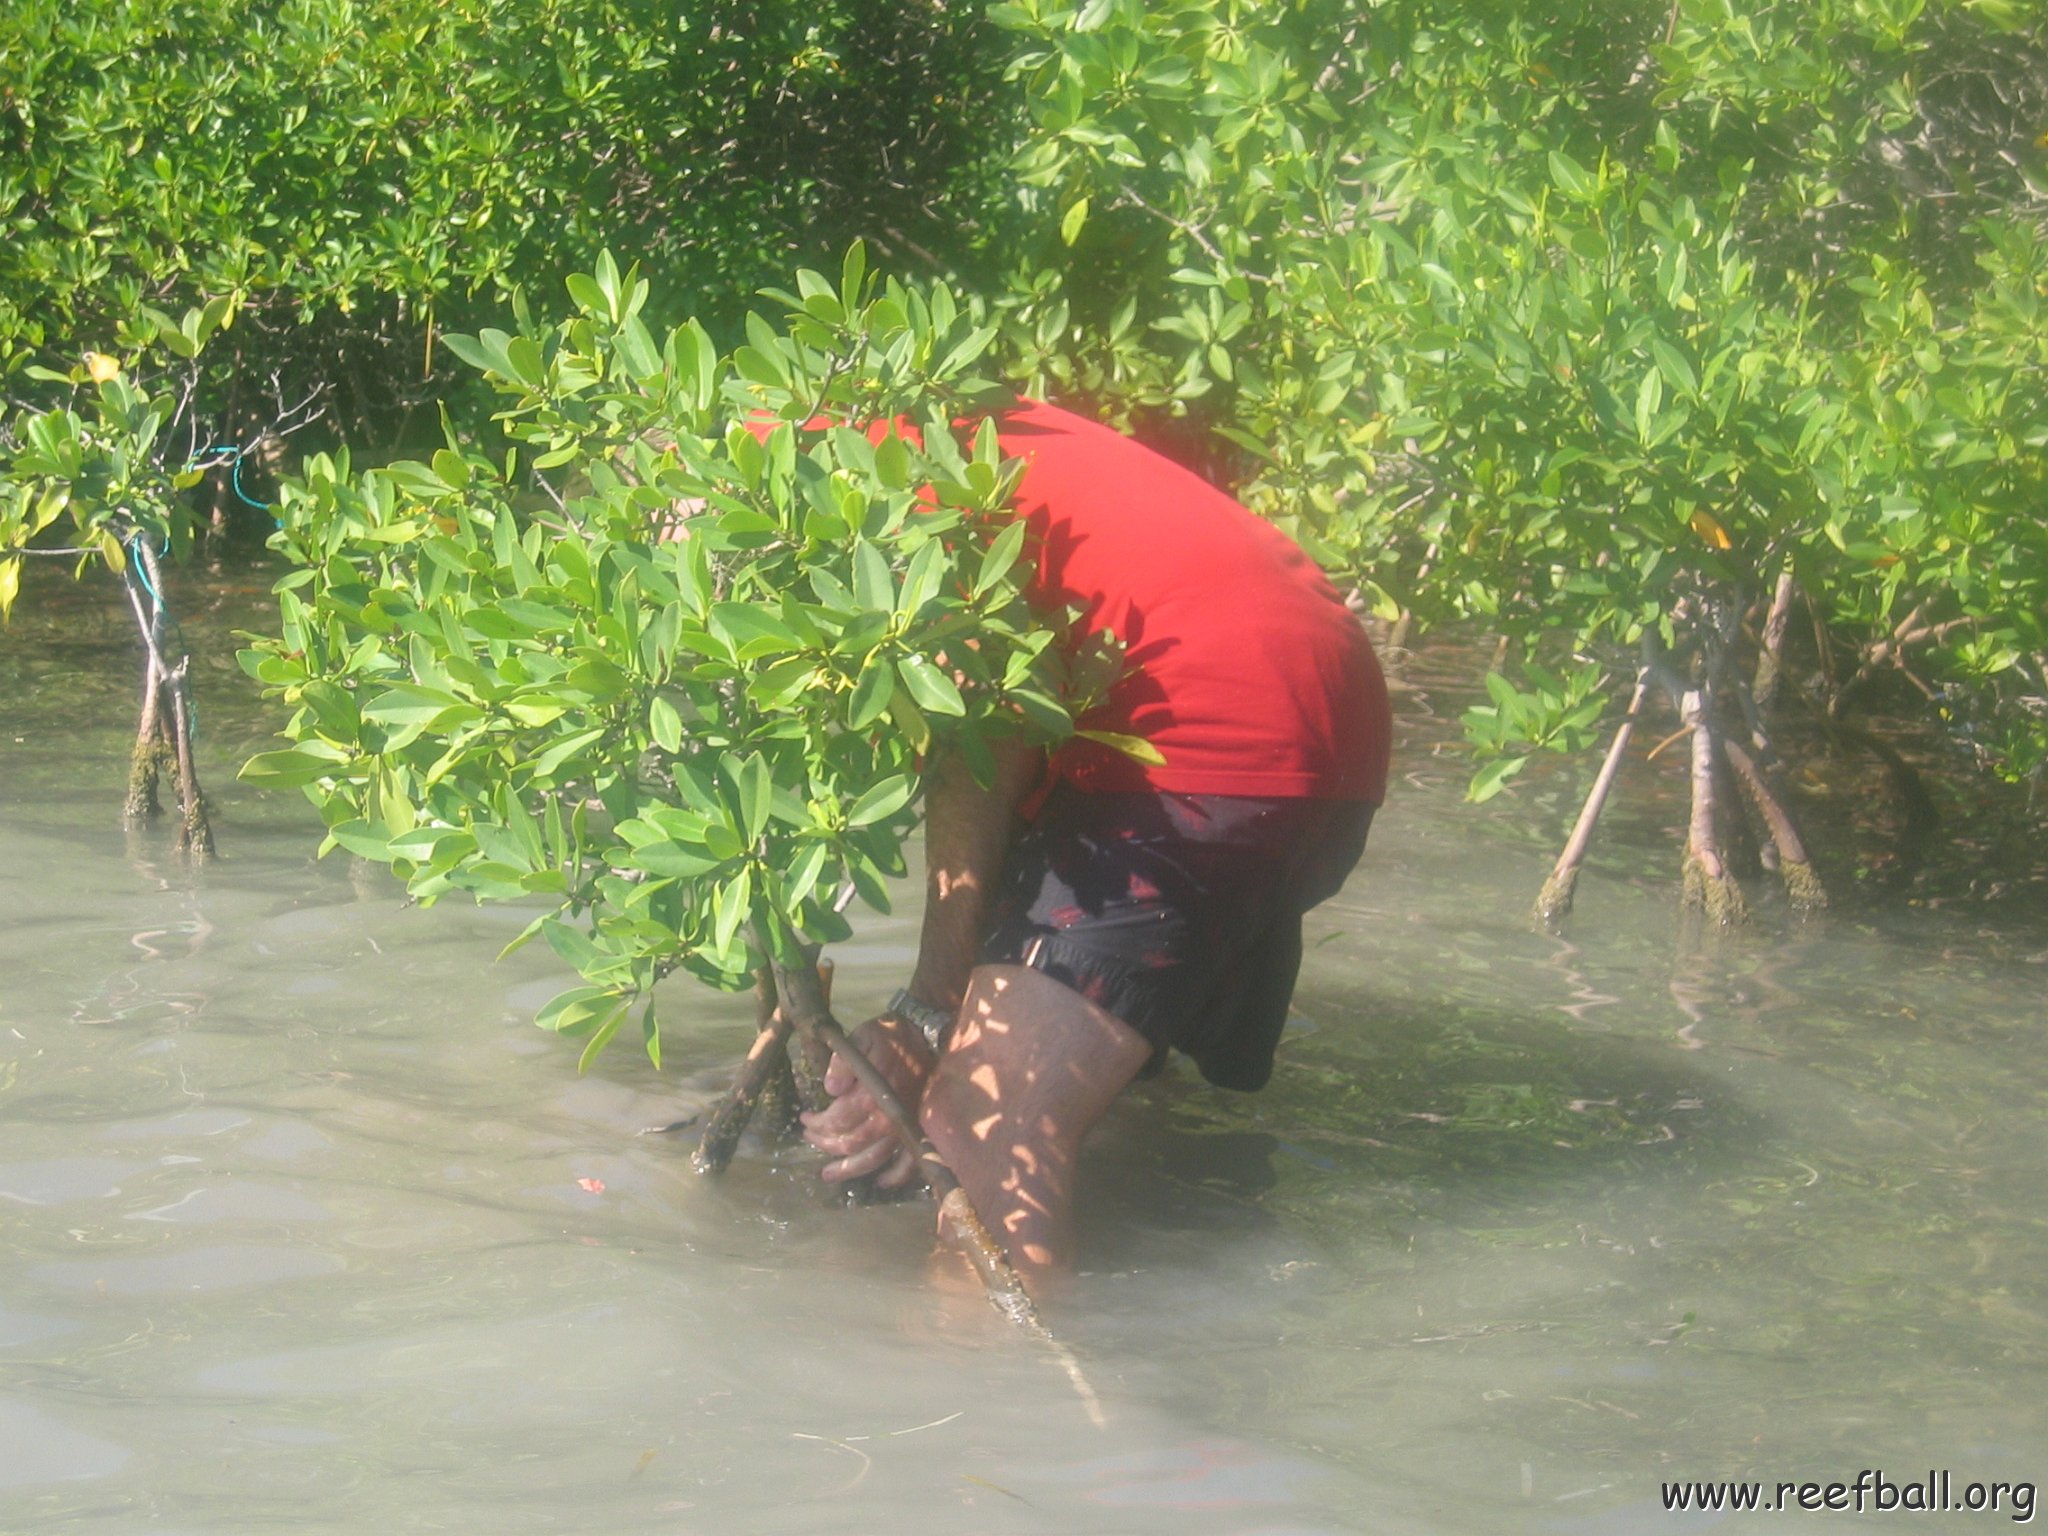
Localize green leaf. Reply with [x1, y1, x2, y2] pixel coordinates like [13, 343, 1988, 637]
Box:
[1467, 755, 1529, 804]
[577, 1000, 629, 1073]
[840, 241, 868, 312]
[723, 752, 772, 843]
[641, 995, 662, 1071]
[1060, 197, 1090, 247]
[1634, 370, 1664, 445]
[845, 772, 916, 827]
[973, 520, 1028, 598]
[851, 540, 894, 613]
[1548, 150, 1595, 202]
[649, 696, 684, 753]
[543, 917, 610, 973]
[565, 272, 607, 315]
[785, 838, 831, 908]
[240, 747, 350, 786]
[497, 909, 554, 963]
[530, 727, 606, 778]
[624, 840, 722, 878]
[712, 866, 754, 955]
[328, 820, 393, 860]
[1649, 338, 1698, 399]
[887, 687, 932, 754]
[362, 684, 476, 728]
[504, 335, 546, 390]
[709, 601, 801, 658]
[897, 538, 946, 620]
[536, 985, 623, 1034]
[847, 653, 895, 728]
[896, 653, 965, 716]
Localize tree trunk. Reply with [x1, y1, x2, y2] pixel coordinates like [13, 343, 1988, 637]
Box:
[1753, 568, 1797, 710]
[124, 656, 170, 821]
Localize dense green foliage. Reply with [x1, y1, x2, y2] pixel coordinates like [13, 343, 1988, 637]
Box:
[0, 0, 1003, 444]
[5, 0, 2045, 934]
[235, 250, 1110, 1060]
[984, 0, 2048, 790]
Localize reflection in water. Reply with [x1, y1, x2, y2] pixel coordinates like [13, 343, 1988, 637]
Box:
[2, 576, 2046, 1531]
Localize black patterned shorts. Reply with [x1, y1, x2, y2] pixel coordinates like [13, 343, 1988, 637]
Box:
[977, 784, 1374, 1091]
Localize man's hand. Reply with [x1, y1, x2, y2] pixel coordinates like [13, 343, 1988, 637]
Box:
[799, 1013, 936, 1188]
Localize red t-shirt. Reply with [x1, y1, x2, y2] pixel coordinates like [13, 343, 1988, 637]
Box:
[999, 400, 1389, 804]
[743, 401, 1391, 804]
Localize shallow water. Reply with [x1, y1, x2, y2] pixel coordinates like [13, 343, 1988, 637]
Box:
[4, 566, 2046, 1533]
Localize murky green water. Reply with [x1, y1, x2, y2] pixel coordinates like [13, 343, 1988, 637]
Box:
[4, 565, 2046, 1532]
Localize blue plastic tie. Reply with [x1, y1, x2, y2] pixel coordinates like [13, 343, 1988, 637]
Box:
[187, 443, 272, 513]
[127, 532, 165, 606]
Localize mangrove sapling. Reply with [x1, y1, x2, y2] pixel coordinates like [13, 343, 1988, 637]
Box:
[2, 344, 220, 848]
[1506, 614, 1839, 928]
[240, 249, 1113, 1319]
[0, 308, 327, 852]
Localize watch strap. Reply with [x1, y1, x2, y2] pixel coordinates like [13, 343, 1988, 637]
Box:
[886, 987, 953, 1050]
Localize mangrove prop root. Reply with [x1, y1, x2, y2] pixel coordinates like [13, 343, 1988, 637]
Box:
[1680, 690, 1748, 926]
[1722, 737, 1828, 912]
[692, 1017, 795, 1175]
[174, 694, 214, 856]
[1713, 732, 1763, 880]
[691, 964, 822, 1172]
[754, 930, 1045, 1335]
[1534, 675, 1649, 927]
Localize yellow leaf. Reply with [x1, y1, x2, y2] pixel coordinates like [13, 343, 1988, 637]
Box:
[85, 352, 121, 382]
[0, 557, 19, 621]
[1689, 509, 1733, 550]
[1075, 727, 1165, 766]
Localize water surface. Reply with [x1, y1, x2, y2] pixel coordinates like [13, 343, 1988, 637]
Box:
[3, 567, 2045, 1532]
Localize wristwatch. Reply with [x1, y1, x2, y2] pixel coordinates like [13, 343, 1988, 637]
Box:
[886, 987, 954, 1051]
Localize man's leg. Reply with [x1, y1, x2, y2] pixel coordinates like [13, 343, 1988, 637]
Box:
[920, 962, 1153, 1282]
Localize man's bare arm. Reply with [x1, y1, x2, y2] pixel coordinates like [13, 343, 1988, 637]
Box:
[903, 737, 1046, 1016]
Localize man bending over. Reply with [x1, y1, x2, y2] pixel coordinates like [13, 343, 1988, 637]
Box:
[801, 399, 1391, 1286]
